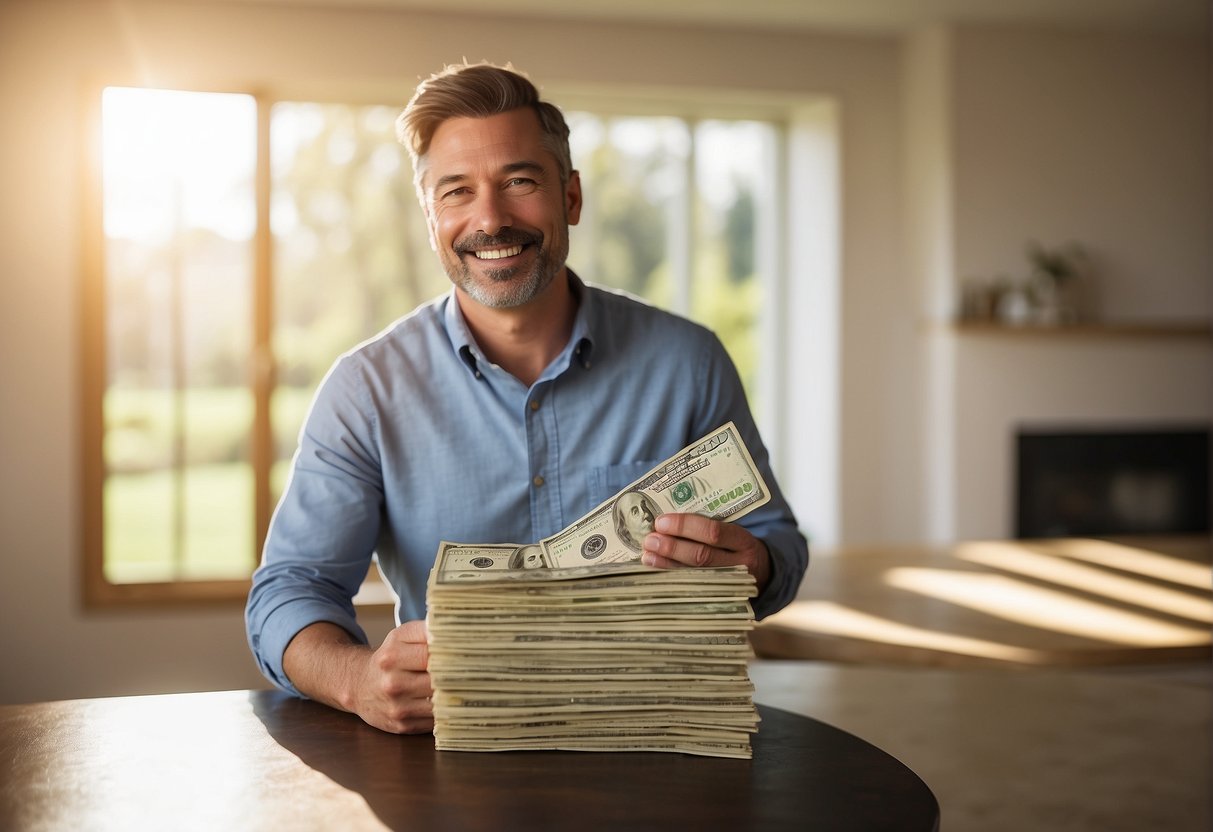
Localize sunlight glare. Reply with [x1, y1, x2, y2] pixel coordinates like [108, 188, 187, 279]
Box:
[764, 601, 1041, 663]
[956, 541, 1213, 624]
[885, 567, 1211, 646]
[1036, 539, 1211, 590]
[102, 87, 256, 243]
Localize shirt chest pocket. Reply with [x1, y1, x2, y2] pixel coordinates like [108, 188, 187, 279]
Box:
[587, 460, 662, 509]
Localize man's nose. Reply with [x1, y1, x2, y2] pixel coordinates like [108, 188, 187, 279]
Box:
[472, 188, 513, 236]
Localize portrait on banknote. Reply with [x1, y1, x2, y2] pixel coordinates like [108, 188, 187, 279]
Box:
[508, 544, 546, 570]
[612, 490, 663, 552]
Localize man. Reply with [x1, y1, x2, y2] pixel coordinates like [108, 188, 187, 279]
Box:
[246, 62, 808, 735]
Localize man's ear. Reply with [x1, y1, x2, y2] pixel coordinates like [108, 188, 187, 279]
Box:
[565, 170, 583, 226]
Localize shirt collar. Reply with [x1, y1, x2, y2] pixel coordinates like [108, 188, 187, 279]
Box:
[567, 270, 595, 371]
[442, 291, 485, 379]
[442, 269, 596, 380]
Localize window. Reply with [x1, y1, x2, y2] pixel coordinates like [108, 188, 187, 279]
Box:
[82, 85, 786, 604]
[566, 114, 776, 414]
[267, 101, 446, 506]
[83, 87, 260, 602]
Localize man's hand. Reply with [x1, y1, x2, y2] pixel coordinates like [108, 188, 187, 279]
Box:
[347, 620, 434, 734]
[641, 513, 771, 592]
[283, 620, 433, 735]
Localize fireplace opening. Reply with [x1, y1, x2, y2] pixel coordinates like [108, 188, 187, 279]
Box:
[1015, 426, 1210, 539]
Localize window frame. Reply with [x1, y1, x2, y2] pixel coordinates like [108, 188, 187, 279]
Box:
[79, 80, 795, 607]
[79, 80, 273, 606]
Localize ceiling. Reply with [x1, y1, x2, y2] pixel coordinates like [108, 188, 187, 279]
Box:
[228, 0, 1207, 35]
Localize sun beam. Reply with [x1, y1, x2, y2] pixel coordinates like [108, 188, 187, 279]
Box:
[101, 86, 256, 244]
[955, 541, 1213, 624]
[884, 567, 1210, 647]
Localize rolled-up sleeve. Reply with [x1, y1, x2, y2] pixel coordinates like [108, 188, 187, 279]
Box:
[245, 356, 384, 696]
[747, 513, 809, 619]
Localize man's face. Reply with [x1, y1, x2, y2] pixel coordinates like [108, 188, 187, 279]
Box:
[619, 492, 656, 540]
[420, 108, 582, 309]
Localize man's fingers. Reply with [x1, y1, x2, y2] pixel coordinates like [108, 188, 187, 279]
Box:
[652, 512, 724, 546]
[640, 550, 694, 571]
[644, 524, 724, 569]
[642, 514, 769, 591]
[378, 620, 430, 669]
[396, 619, 429, 643]
[646, 514, 750, 559]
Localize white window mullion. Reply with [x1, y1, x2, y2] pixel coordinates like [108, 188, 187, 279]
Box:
[668, 119, 695, 316]
[755, 124, 787, 466]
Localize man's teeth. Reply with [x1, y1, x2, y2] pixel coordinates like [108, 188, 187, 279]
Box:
[474, 245, 523, 260]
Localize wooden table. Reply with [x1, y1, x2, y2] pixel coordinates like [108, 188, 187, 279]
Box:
[0, 680, 938, 831]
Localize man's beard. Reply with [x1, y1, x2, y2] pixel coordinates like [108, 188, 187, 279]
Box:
[444, 228, 568, 309]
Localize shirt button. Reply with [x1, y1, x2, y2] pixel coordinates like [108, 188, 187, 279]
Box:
[530, 400, 540, 411]
[533, 475, 545, 487]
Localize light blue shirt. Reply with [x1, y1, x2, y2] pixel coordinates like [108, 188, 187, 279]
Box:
[246, 273, 808, 695]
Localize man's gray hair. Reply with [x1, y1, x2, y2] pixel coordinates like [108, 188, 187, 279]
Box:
[396, 61, 573, 205]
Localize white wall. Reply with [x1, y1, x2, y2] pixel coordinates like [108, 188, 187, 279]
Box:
[952, 26, 1210, 321]
[942, 25, 1211, 540]
[0, 1, 1206, 703]
[903, 25, 958, 542]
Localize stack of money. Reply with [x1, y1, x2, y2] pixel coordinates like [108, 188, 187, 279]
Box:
[426, 548, 759, 757]
[425, 423, 769, 759]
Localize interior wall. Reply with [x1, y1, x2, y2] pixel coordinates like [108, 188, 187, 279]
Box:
[945, 24, 1212, 539]
[952, 25, 1210, 321]
[903, 25, 957, 543]
[0, 0, 901, 703]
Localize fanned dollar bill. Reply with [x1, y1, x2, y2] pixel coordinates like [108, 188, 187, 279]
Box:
[540, 421, 769, 568]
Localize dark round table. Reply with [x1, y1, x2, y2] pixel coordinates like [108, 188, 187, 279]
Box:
[0, 690, 939, 831]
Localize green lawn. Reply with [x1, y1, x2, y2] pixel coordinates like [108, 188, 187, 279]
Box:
[104, 463, 255, 582]
[103, 386, 315, 583]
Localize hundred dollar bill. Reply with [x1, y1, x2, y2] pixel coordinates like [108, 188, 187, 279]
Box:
[426, 542, 551, 587]
[539, 422, 769, 568]
[428, 543, 660, 587]
[429, 545, 757, 590]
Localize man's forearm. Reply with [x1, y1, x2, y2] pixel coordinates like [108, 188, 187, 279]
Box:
[281, 621, 373, 713]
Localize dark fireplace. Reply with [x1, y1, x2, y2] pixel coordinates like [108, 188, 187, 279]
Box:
[1015, 425, 1211, 539]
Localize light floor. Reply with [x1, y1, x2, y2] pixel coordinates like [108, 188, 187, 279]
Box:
[746, 537, 1212, 831]
[750, 659, 1210, 831]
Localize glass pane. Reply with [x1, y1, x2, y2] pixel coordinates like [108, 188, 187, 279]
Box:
[692, 120, 772, 415]
[567, 113, 771, 419]
[101, 87, 256, 583]
[269, 102, 444, 500]
[567, 114, 688, 306]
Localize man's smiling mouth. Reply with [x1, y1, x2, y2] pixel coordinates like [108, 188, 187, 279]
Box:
[473, 245, 524, 260]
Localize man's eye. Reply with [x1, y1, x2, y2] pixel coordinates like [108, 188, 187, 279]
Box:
[441, 187, 470, 202]
[506, 178, 538, 191]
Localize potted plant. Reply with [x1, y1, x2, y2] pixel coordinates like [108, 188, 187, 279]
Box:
[1026, 240, 1088, 324]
